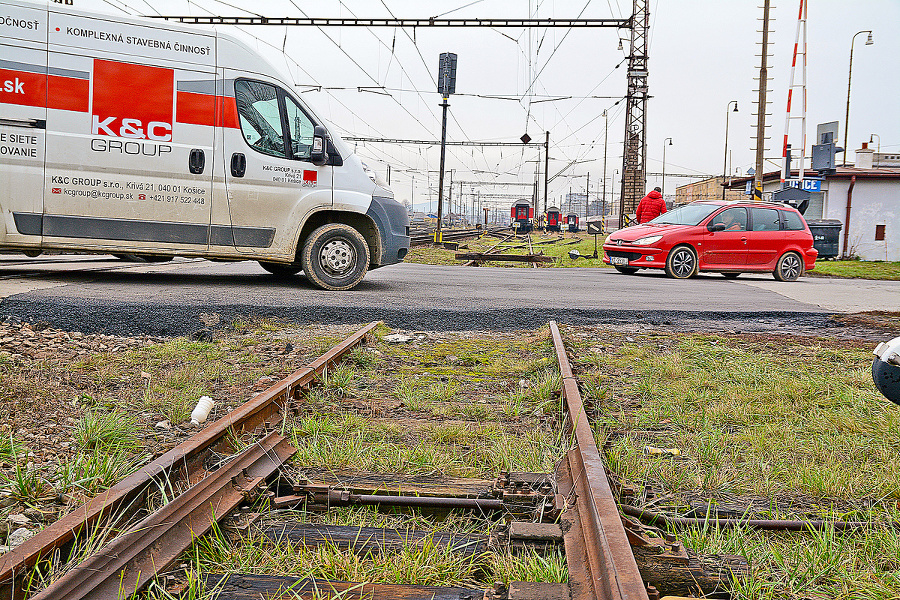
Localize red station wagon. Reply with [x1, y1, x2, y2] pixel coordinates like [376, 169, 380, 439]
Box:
[603, 201, 818, 281]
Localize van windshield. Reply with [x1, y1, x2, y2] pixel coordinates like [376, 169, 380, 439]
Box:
[651, 203, 720, 225]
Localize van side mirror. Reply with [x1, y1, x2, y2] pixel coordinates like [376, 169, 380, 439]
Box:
[708, 222, 726, 232]
[311, 125, 328, 166]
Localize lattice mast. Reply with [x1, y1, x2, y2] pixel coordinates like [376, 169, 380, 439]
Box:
[781, 0, 808, 185]
[618, 0, 649, 226]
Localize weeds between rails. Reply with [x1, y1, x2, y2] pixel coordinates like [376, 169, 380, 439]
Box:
[3, 320, 889, 598]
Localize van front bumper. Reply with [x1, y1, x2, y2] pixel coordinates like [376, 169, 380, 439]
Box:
[367, 195, 410, 267]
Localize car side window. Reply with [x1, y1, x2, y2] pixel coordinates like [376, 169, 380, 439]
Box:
[284, 95, 315, 161]
[751, 207, 781, 231]
[711, 208, 748, 232]
[235, 80, 286, 159]
[782, 210, 806, 231]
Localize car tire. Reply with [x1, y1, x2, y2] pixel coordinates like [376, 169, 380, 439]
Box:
[773, 251, 803, 282]
[722, 272, 740, 279]
[300, 224, 370, 291]
[614, 266, 639, 275]
[665, 245, 698, 279]
[259, 261, 302, 277]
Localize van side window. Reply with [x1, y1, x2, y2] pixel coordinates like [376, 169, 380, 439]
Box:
[782, 210, 806, 231]
[235, 80, 286, 159]
[284, 95, 315, 161]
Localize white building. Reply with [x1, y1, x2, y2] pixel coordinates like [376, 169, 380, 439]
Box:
[726, 144, 900, 261]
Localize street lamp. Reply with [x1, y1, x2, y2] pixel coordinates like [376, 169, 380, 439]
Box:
[843, 30, 873, 166]
[661, 137, 673, 196]
[722, 100, 738, 200]
[869, 133, 881, 154]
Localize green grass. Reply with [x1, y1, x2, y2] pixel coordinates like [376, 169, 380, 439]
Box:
[74, 410, 140, 452]
[189, 510, 566, 590]
[576, 328, 900, 599]
[809, 259, 900, 280]
[55, 448, 145, 497]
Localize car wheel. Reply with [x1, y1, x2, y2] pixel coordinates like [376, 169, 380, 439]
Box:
[259, 261, 302, 277]
[614, 266, 639, 275]
[300, 224, 370, 291]
[773, 251, 803, 281]
[722, 272, 740, 279]
[665, 245, 697, 279]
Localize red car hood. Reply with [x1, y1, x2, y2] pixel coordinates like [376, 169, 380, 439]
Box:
[606, 222, 693, 243]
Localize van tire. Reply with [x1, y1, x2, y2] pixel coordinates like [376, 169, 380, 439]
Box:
[259, 261, 302, 277]
[300, 224, 370, 291]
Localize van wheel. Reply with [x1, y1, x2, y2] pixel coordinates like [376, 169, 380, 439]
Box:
[259, 261, 301, 277]
[300, 224, 370, 291]
[773, 251, 803, 281]
[665, 245, 698, 279]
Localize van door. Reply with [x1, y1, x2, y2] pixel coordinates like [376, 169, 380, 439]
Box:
[0, 1, 46, 248]
[222, 75, 332, 258]
[42, 11, 214, 253]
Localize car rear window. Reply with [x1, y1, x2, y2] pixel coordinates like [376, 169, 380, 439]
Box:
[782, 210, 806, 231]
[652, 203, 719, 226]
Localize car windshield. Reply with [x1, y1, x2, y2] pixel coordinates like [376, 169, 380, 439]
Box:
[651, 203, 720, 225]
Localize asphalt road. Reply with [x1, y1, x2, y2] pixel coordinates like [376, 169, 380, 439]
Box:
[0, 255, 896, 335]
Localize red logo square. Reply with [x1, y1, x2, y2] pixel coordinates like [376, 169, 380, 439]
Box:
[51, 188, 61, 194]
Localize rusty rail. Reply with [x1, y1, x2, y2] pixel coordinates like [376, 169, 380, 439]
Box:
[549, 321, 649, 600]
[0, 321, 378, 597]
[33, 431, 296, 600]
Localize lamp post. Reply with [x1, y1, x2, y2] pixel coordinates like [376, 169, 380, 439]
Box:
[661, 137, 672, 197]
[722, 100, 738, 200]
[843, 30, 873, 166]
[869, 133, 881, 154]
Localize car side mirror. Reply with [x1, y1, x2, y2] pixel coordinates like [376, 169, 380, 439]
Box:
[708, 222, 726, 232]
[311, 125, 328, 166]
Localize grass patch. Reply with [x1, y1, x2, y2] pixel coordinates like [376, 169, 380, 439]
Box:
[809, 260, 900, 280]
[56, 448, 145, 497]
[578, 327, 900, 598]
[74, 410, 140, 452]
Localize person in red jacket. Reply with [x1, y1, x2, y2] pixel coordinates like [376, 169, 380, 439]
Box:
[636, 187, 667, 223]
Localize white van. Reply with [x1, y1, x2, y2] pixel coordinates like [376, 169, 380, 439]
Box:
[0, 1, 409, 290]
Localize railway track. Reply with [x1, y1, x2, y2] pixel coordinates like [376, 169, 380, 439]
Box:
[0, 322, 721, 599]
[409, 227, 507, 247]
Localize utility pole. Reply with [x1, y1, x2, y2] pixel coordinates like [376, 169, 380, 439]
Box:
[602, 110, 608, 223]
[753, 0, 771, 199]
[543, 131, 550, 215]
[586, 172, 590, 217]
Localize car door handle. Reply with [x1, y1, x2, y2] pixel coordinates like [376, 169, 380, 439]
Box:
[741, 237, 747, 244]
[189, 148, 205, 174]
[230, 153, 246, 178]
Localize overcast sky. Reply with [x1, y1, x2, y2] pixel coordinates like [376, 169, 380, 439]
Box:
[76, 0, 900, 214]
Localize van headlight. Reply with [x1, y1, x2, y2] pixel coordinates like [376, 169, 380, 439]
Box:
[633, 235, 662, 246]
